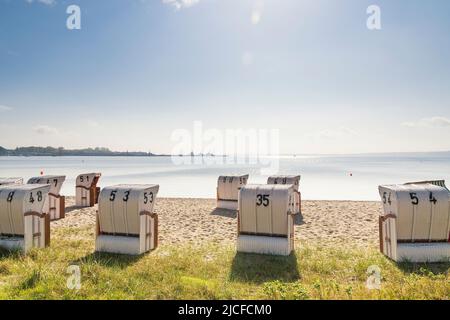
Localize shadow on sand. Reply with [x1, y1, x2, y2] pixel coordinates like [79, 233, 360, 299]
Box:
[64, 205, 88, 214]
[294, 213, 305, 226]
[229, 252, 300, 284]
[210, 208, 237, 219]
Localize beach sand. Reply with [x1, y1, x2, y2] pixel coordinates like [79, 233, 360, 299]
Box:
[54, 197, 382, 248]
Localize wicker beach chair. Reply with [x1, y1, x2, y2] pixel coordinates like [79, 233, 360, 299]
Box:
[216, 174, 249, 210]
[0, 184, 51, 253]
[378, 183, 450, 262]
[95, 184, 159, 255]
[267, 175, 301, 214]
[237, 184, 296, 256]
[0, 177, 23, 186]
[76, 173, 101, 207]
[28, 175, 66, 220]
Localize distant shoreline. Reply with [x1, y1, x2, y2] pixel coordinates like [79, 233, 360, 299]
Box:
[0, 146, 221, 157]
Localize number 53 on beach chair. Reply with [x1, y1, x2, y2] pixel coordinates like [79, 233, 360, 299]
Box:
[95, 184, 159, 255]
[378, 181, 450, 262]
[0, 184, 51, 253]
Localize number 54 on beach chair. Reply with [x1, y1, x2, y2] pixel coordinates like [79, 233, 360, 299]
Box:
[378, 182, 450, 262]
[0, 184, 51, 253]
[95, 184, 159, 255]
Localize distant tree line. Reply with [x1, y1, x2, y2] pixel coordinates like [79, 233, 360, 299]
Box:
[0, 146, 162, 157]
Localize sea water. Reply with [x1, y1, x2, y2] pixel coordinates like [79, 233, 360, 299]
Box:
[0, 153, 449, 200]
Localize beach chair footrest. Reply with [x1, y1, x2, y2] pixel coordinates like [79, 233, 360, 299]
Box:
[0, 237, 24, 251]
[95, 235, 146, 255]
[396, 242, 450, 263]
[237, 235, 292, 256]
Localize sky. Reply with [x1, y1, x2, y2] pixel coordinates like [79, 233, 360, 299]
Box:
[0, 0, 449, 155]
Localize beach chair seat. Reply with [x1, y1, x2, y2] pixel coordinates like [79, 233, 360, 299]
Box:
[216, 174, 249, 210]
[0, 184, 51, 253]
[0, 177, 23, 186]
[28, 175, 66, 220]
[267, 175, 301, 214]
[76, 173, 101, 207]
[95, 184, 159, 255]
[378, 183, 450, 262]
[237, 184, 296, 256]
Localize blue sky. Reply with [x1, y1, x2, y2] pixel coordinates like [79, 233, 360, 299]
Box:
[0, 0, 449, 154]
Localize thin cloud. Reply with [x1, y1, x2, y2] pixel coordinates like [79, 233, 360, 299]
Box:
[162, 0, 199, 10]
[402, 117, 450, 128]
[33, 125, 59, 135]
[0, 105, 13, 112]
[305, 127, 359, 140]
[251, 0, 264, 25]
[25, 0, 56, 5]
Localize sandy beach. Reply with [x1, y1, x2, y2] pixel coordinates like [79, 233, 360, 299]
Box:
[54, 197, 382, 248]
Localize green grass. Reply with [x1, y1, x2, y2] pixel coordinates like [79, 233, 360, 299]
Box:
[0, 226, 449, 300]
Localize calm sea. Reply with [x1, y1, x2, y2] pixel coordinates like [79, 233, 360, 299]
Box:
[0, 154, 449, 200]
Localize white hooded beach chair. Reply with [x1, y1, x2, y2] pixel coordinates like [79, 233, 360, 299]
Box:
[216, 174, 249, 210]
[28, 175, 66, 221]
[96, 184, 159, 255]
[378, 182, 450, 262]
[267, 175, 301, 214]
[237, 184, 296, 256]
[0, 177, 23, 186]
[75, 173, 101, 207]
[0, 184, 51, 253]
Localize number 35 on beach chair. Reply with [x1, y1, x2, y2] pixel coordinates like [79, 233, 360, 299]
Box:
[95, 184, 159, 255]
[378, 181, 450, 262]
[27, 175, 66, 221]
[216, 174, 249, 210]
[267, 175, 302, 215]
[0, 184, 51, 253]
[76, 173, 101, 207]
[237, 185, 296, 256]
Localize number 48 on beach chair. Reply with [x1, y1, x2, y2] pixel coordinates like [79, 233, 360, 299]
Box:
[378, 181, 450, 262]
[76, 173, 101, 207]
[237, 184, 296, 256]
[95, 184, 159, 255]
[0, 184, 51, 253]
[27, 175, 66, 221]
